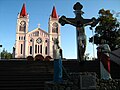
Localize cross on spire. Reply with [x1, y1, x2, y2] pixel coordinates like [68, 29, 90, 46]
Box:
[38, 24, 40, 28]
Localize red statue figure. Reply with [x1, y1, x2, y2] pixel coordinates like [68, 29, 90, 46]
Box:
[97, 39, 112, 80]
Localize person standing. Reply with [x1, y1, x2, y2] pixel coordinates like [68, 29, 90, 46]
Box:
[97, 39, 112, 80]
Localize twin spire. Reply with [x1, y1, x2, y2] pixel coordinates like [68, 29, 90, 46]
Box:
[20, 3, 27, 17]
[51, 6, 58, 18]
[20, 3, 58, 18]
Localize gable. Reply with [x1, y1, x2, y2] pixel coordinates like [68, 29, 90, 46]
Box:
[28, 28, 49, 38]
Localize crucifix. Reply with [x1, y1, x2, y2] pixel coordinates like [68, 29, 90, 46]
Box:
[59, 2, 99, 61]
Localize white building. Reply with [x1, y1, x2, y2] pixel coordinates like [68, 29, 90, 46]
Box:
[14, 3, 61, 58]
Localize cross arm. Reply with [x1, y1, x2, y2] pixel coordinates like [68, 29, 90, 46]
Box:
[59, 16, 76, 26]
[83, 17, 99, 27]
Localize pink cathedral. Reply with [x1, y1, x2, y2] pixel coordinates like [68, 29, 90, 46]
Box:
[14, 4, 61, 58]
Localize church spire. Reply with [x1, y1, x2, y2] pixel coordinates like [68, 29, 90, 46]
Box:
[51, 6, 58, 18]
[20, 3, 27, 17]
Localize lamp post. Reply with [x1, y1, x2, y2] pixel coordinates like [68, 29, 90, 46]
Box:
[0, 45, 2, 60]
[59, 2, 99, 61]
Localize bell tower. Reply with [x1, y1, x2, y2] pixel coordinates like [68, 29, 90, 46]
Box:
[48, 6, 61, 58]
[15, 3, 29, 58]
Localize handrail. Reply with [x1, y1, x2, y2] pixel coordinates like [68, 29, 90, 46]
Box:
[62, 65, 71, 80]
[110, 52, 120, 59]
[62, 64, 80, 88]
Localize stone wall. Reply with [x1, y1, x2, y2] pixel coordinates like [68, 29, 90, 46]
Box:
[45, 72, 120, 90]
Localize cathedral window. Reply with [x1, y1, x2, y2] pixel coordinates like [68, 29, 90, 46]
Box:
[40, 45, 42, 54]
[19, 36, 20, 40]
[30, 46, 32, 54]
[36, 38, 42, 44]
[33, 31, 39, 36]
[24, 36, 25, 40]
[45, 40, 47, 43]
[19, 21, 26, 32]
[21, 36, 23, 40]
[21, 44, 23, 54]
[29, 34, 32, 37]
[52, 22, 58, 33]
[38, 45, 39, 53]
[30, 39, 33, 42]
[45, 46, 47, 55]
[35, 45, 37, 53]
[52, 38, 54, 41]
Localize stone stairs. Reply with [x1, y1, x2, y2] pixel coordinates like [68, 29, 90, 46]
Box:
[0, 60, 54, 90]
[0, 60, 119, 90]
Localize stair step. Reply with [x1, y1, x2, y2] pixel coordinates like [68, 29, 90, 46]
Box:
[0, 86, 44, 90]
[0, 60, 119, 90]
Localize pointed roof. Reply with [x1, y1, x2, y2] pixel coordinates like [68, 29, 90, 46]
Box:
[51, 6, 58, 18]
[20, 3, 27, 17]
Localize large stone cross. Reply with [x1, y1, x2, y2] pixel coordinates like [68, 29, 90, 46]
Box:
[59, 2, 99, 61]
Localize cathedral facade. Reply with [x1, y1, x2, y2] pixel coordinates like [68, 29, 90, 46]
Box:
[14, 4, 61, 58]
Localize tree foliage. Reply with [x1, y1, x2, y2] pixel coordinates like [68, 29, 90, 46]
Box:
[89, 9, 120, 51]
[0, 48, 12, 59]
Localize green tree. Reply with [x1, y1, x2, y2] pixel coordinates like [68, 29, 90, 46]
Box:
[1, 48, 12, 59]
[89, 9, 120, 51]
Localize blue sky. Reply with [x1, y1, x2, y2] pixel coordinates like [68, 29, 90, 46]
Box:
[0, 0, 120, 59]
